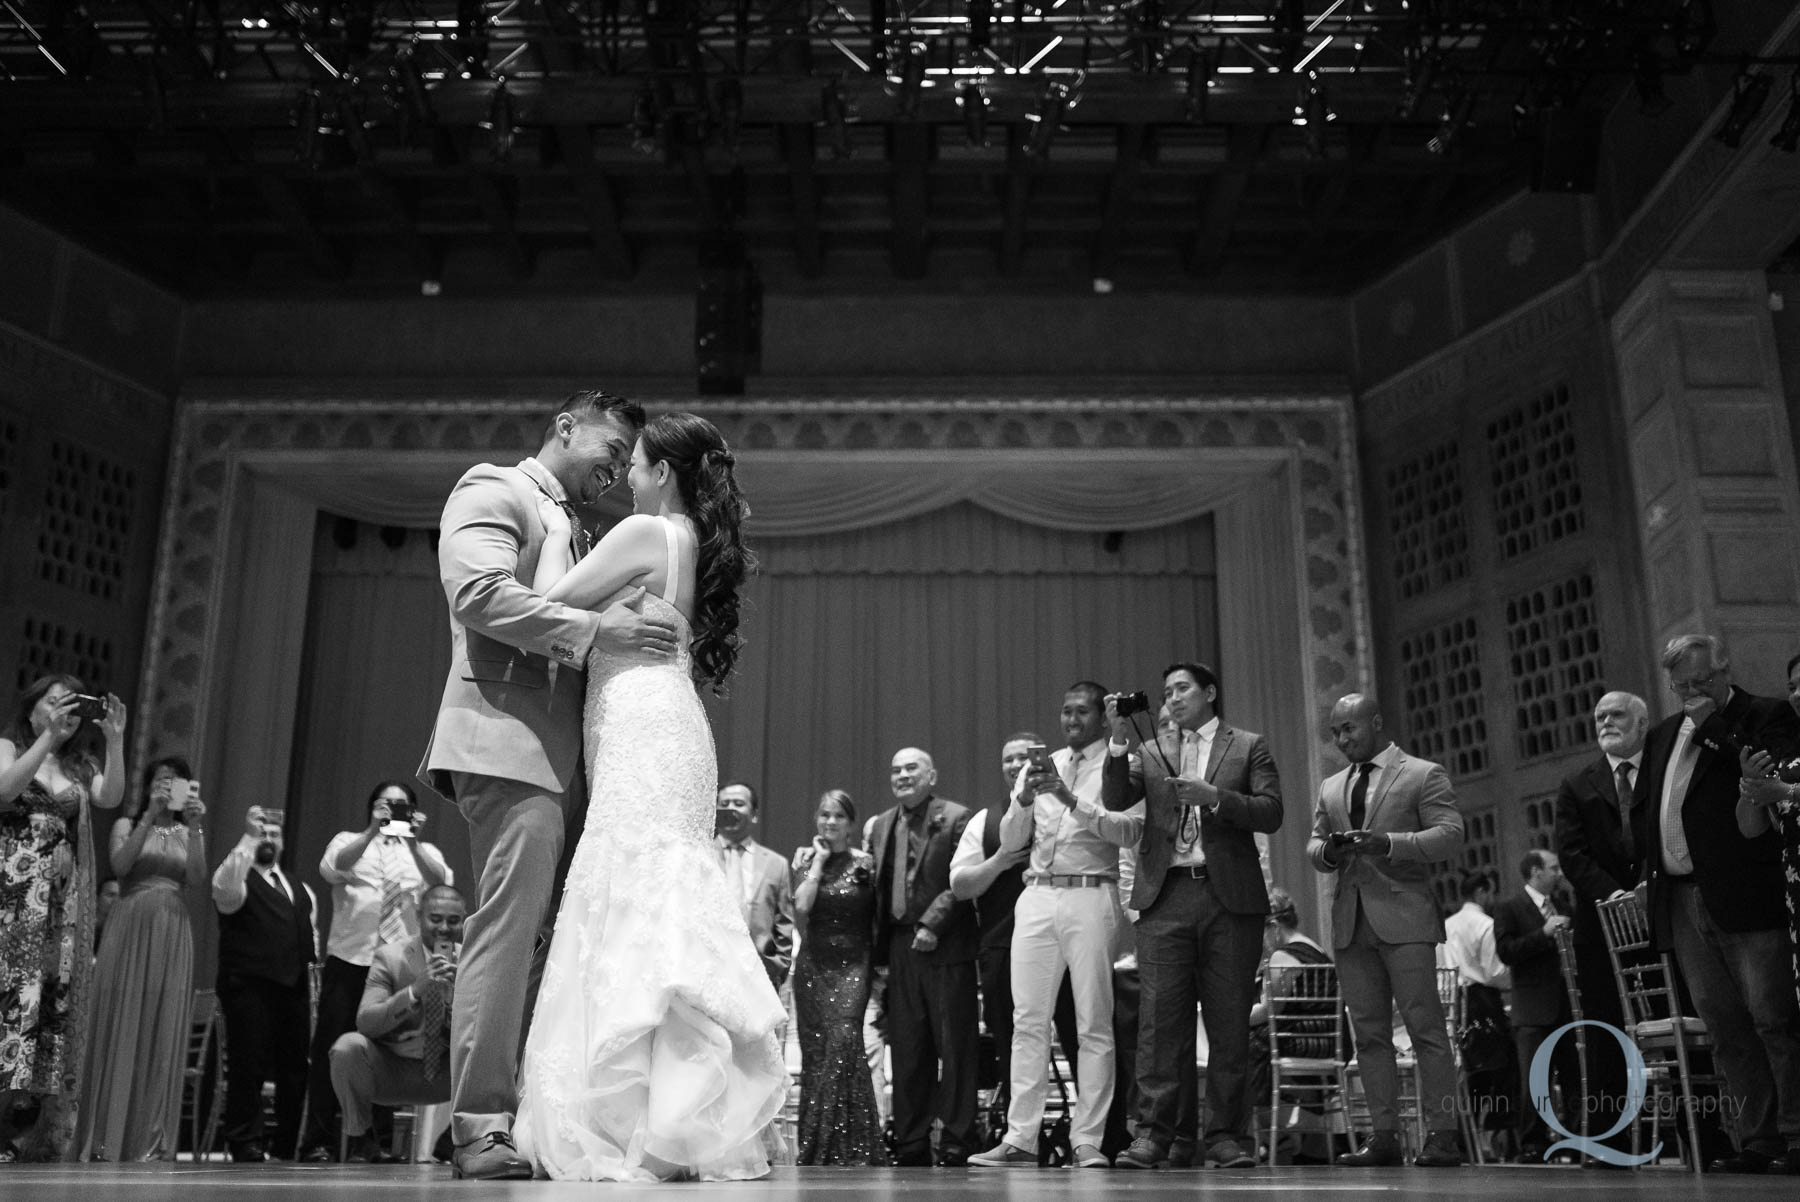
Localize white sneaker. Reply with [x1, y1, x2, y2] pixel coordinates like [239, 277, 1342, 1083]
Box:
[968, 1142, 1038, 1167]
[1072, 1144, 1110, 1168]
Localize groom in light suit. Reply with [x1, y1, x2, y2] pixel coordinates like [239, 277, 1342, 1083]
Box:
[420, 391, 676, 1180]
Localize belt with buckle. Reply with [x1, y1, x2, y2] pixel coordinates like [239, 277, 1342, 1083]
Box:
[1171, 864, 1210, 880]
[1028, 873, 1115, 889]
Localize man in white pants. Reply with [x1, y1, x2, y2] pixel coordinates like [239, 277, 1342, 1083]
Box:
[971, 682, 1142, 1169]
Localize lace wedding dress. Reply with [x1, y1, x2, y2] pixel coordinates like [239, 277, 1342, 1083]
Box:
[515, 519, 789, 1181]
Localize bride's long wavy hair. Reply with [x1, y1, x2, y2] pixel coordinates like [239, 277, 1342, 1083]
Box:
[641, 413, 757, 692]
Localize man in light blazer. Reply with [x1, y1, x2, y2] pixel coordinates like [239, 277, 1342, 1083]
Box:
[715, 782, 796, 989]
[869, 747, 981, 1166]
[1102, 662, 1284, 1171]
[329, 886, 467, 1163]
[1308, 693, 1465, 1167]
[419, 391, 675, 1180]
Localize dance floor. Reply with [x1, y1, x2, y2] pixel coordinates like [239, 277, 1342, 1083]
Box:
[4, 1162, 1794, 1200]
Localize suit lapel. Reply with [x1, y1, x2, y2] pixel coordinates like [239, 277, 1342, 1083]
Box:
[1204, 726, 1234, 783]
[1364, 751, 1404, 827]
[911, 799, 942, 886]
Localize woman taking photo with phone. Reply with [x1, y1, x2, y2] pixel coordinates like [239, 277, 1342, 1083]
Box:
[0, 674, 127, 1161]
[78, 756, 207, 1160]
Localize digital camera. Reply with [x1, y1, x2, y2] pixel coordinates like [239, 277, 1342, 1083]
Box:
[1115, 691, 1152, 718]
[70, 693, 108, 721]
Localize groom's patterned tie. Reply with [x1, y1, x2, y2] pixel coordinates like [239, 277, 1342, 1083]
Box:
[420, 975, 450, 1081]
[558, 499, 592, 559]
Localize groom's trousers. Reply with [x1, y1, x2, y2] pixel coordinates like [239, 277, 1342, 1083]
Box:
[448, 770, 570, 1146]
[886, 926, 980, 1161]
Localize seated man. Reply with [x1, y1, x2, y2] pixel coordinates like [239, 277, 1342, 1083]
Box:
[329, 884, 465, 1163]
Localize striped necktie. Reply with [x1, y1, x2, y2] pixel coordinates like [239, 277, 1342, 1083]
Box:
[377, 837, 411, 945]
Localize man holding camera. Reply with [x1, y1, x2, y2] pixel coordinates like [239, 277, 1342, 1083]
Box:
[1635, 634, 1800, 1174]
[1307, 693, 1464, 1168]
[212, 805, 319, 1162]
[969, 684, 1142, 1169]
[1102, 663, 1285, 1171]
[329, 884, 467, 1163]
[300, 781, 453, 1161]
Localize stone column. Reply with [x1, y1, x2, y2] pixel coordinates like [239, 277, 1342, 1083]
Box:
[1611, 269, 1800, 695]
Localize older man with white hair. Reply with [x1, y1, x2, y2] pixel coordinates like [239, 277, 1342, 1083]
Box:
[1635, 635, 1800, 1173]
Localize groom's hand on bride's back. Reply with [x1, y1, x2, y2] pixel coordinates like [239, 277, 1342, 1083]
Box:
[593, 586, 678, 658]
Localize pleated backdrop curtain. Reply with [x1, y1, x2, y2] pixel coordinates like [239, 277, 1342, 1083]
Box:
[278, 504, 1218, 906]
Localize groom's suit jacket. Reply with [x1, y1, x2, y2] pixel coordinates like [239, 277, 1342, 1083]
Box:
[420, 458, 602, 797]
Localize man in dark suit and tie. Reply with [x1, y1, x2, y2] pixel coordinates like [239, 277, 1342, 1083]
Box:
[212, 805, 319, 1163]
[1102, 662, 1285, 1171]
[714, 782, 796, 991]
[1634, 635, 1800, 1174]
[329, 885, 466, 1163]
[1552, 689, 1645, 1155]
[1308, 693, 1465, 1167]
[1492, 850, 1577, 1161]
[870, 746, 980, 1166]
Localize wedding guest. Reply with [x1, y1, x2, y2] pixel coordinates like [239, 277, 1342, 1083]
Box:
[95, 881, 122, 947]
[78, 757, 207, 1160]
[1246, 886, 1334, 1163]
[1736, 651, 1800, 1018]
[300, 781, 451, 1161]
[0, 675, 127, 1162]
[716, 782, 796, 991]
[791, 790, 888, 1165]
[213, 805, 318, 1162]
[870, 746, 980, 1166]
[329, 885, 466, 1163]
[949, 732, 1079, 1117]
[1493, 850, 1576, 1162]
[1440, 873, 1516, 1158]
[971, 682, 1141, 1170]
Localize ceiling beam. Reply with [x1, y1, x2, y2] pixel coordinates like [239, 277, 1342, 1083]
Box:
[1091, 123, 1145, 281]
[889, 122, 930, 279]
[782, 123, 822, 277]
[1187, 124, 1269, 276]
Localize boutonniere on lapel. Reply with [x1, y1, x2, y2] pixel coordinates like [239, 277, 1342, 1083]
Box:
[849, 854, 874, 888]
[925, 812, 948, 838]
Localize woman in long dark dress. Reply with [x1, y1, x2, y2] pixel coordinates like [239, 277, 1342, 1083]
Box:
[1736, 650, 1800, 1009]
[791, 790, 888, 1166]
[0, 674, 127, 1161]
[78, 756, 207, 1160]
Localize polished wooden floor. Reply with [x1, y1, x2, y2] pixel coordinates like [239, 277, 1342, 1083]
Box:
[2, 1162, 1793, 1200]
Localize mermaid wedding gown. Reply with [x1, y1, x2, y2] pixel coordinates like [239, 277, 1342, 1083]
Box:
[515, 518, 789, 1181]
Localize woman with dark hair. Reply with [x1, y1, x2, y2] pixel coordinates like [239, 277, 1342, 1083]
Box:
[0, 674, 127, 1160]
[1247, 885, 1335, 1163]
[78, 755, 207, 1160]
[790, 790, 886, 1166]
[515, 412, 786, 1181]
[1736, 650, 1800, 1009]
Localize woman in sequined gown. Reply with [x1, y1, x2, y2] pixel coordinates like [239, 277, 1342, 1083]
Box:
[0, 674, 127, 1161]
[78, 756, 207, 1160]
[515, 413, 787, 1182]
[791, 790, 888, 1166]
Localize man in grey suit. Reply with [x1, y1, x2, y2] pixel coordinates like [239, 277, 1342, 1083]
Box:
[714, 781, 795, 990]
[1308, 693, 1465, 1167]
[1102, 662, 1284, 1171]
[419, 391, 675, 1180]
[329, 885, 467, 1163]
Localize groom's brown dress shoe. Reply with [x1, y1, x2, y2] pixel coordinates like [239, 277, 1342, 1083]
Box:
[452, 1131, 533, 1180]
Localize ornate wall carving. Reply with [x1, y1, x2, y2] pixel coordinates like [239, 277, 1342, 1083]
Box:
[136, 391, 1372, 789]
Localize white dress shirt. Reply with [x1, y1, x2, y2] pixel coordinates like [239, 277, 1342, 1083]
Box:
[1441, 901, 1512, 990]
[320, 830, 453, 966]
[1171, 717, 1220, 869]
[997, 738, 1142, 877]
[1658, 717, 1701, 875]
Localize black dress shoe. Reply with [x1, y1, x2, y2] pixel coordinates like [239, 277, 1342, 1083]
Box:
[893, 1146, 933, 1167]
[299, 1144, 334, 1163]
[1413, 1130, 1464, 1168]
[1709, 1148, 1776, 1174]
[1337, 1132, 1403, 1167]
[935, 1148, 970, 1168]
[228, 1141, 268, 1163]
[344, 1132, 401, 1164]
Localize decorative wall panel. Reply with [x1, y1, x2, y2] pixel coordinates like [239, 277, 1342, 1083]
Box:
[1506, 571, 1605, 761]
[1399, 616, 1490, 778]
[1384, 440, 1469, 601]
[1487, 382, 1584, 561]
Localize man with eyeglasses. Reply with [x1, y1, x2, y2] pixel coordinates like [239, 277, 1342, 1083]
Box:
[1635, 634, 1800, 1174]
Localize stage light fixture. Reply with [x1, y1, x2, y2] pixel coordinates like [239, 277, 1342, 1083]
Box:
[1396, 48, 1437, 120]
[1291, 69, 1334, 159]
[389, 44, 434, 146]
[1713, 70, 1772, 149]
[630, 85, 660, 157]
[1026, 78, 1076, 161]
[1633, 52, 1672, 118]
[293, 86, 324, 168]
[890, 41, 929, 119]
[1773, 73, 1800, 154]
[1184, 43, 1215, 123]
[1427, 85, 1475, 157]
[957, 78, 990, 148]
[820, 78, 854, 159]
[337, 84, 374, 162]
[482, 78, 516, 162]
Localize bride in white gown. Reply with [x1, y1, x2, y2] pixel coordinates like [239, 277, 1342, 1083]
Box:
[514, 412, 788, 1182]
